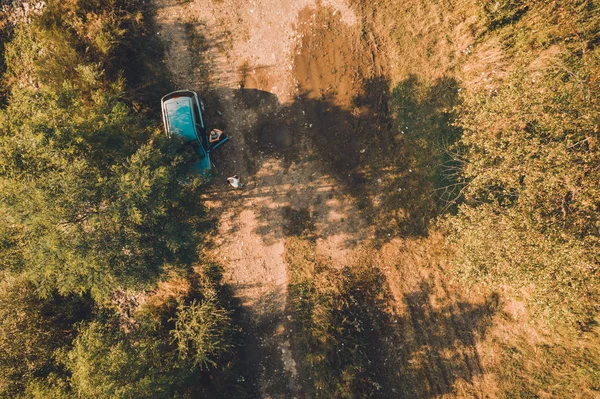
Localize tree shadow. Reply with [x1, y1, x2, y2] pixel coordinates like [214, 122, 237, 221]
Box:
[154, 1, 463, 250]
[151, 6, 475, 397]
[118, 1, 177, 111]
[300, 74, 462, 244]
[288, 262, 499, 398]
[201, 73, 461, 248]
[241, 285, 299, 398]
[387, 282, 499, 398]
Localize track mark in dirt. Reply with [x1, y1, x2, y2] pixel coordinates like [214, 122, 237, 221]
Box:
[291, 7, 382, 264]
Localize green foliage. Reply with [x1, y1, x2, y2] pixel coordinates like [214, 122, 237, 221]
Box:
[287, 238, 391, 398]
[171, 299, 233, 370]
[389, 75, 462, 230]
[2, 0, 166, 107]
[65, 266, 239, 399]
[21, 375, 74, 399]
[28, 0, 145, 83]
[0, 3, 205, 299]
[66, 319, 182, 399]
[0, 83, 205, 299]
[0, 273, 90, 398]
[0, 0, 243, 398]
[446, 1, 600, 326]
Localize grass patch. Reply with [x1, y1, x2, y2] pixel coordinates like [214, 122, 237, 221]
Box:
[349, 0, 600, 396]
[286, 237, 395, 397]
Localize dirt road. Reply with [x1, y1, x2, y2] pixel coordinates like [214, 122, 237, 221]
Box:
[153, 0, 384, 396]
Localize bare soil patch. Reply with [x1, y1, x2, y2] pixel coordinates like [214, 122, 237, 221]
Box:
[153, 0, 376, 396]
[151, 0, 511, 397]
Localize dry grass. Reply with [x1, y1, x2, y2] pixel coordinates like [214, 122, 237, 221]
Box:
[353, 0, 481, 84]
[286, 232, 507, 398]
[143, 271, 192, 310]
[363, 234, 500, 398]
[333, 1, 600, 397]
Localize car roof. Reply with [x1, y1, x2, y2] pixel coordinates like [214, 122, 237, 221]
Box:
[164, 96, 198, 142]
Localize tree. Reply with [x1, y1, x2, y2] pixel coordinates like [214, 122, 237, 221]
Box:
[0, 1, 243, 397]
[0, 273, 90, 398]
[0, 15, 207, 299]
[0, 81, 206, 299]
[66, 319, 182, 399]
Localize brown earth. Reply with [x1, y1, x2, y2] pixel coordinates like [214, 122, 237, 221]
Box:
[153, 0, 379, 396]
[152, 0, 500, 397]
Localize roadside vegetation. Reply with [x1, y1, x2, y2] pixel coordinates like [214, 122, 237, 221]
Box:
[286, 237, 395, 398]
[0, 1, 250, 397]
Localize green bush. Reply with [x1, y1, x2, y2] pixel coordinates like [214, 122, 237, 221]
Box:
[287, 238, 391, 397]
[170, 299, 233, 370]
[65, 267, 239, 399]
[0, 274, 90, 398]
[66, 319, 182, 399]
[0, 82, 206, 299]
[0, 0, 206, 300]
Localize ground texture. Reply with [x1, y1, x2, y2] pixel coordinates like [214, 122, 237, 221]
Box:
[152, 0, 497, 397]
[153, 0, 379, 396]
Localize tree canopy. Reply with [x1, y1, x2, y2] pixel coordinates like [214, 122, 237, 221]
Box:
[0, 1, 244, 397]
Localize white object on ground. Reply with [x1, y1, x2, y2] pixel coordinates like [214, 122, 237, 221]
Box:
[228, 176, 241, 188]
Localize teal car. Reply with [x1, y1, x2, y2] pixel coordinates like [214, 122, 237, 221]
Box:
[161, 90, 228, 174]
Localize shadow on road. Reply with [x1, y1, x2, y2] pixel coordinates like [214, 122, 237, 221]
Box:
[202, 73, 460, 249]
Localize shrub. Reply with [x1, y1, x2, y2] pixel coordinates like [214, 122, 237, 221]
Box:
[286, 238, 392, 397]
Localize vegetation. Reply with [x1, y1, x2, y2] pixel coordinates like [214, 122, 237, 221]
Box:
[62, 265, 240, 399]
[286, 238, 393, 398]
[0, 1, 246, 397]
[447, 0, 600, 327]
[0, 273, 91, 397]
[1, 0, 599, 397]
[351, 0, 600, 396]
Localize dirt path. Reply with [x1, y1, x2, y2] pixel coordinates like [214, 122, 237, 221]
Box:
[153, 0, 383, 396]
